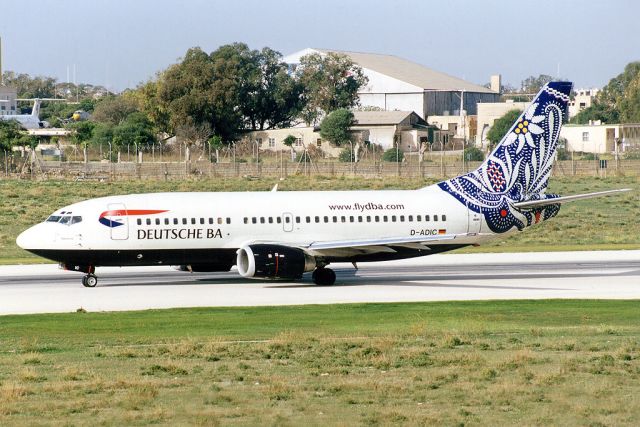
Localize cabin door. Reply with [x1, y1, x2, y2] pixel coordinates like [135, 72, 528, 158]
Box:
[467, 203, 481, 234]
[107, 203, 129, 240]
[282, 212, 294, 232]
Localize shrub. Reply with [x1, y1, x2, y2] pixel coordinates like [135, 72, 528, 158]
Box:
[382, 148, 403, 162]
[464, 146, 484, 161]
[338, 147, 355, 162]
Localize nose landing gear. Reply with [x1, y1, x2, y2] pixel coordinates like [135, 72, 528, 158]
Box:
[312, 267, 336, 286]
[81, 274, 98, 288]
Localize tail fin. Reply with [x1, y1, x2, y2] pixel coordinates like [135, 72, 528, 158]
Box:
[31, 99, 41, 118]
[438, 81, 572, 233]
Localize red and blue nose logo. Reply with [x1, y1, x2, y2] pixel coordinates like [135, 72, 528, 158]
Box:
[98, 209, 168, 228]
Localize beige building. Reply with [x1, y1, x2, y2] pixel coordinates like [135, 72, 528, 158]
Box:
[245, 111, 440, 156]
[475, 100, 530, 148]
[560, 123, 640, 154]
[568, 88, 599, 118]
[0, 86, 17, 116]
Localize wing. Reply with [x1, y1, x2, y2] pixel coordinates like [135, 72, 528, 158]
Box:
[303, 233, 462, 258]
[512, 188, 631, 210]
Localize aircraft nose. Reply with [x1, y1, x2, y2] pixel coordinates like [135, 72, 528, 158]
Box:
[16, 226, 41, 250]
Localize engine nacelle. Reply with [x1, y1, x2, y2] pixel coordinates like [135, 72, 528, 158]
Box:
[236, 244, 317, 279]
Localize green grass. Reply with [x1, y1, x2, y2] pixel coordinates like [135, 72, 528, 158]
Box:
[1, 301, 640, 425]
[1, 175, 638, 263]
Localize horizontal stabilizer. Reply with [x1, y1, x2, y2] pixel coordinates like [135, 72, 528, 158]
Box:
[512, 188, 632, 210]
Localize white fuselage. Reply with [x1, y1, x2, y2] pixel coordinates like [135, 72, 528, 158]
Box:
[17, 184, 496, 267]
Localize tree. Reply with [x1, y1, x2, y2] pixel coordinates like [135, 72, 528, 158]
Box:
[92, 96, 138, 125]
[570, 61, 640, 124]
[239, 47, 305, 130]
[521, 74, 554, 93]
[112, 113, 156, 150]
[283, 134, 297, 147]
[486, 109, 522, 148]
[464, 146, 485, 161]
[297, 52, 368, 125]
[67, 121, 96, 162]
[0, 120, 23, 151]
[319, 109, 355, 147]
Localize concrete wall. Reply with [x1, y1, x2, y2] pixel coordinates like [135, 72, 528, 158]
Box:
[561, 124, 618, 154]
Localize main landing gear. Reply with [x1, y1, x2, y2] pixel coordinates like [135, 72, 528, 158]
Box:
[81, 274, 98, 288]
[312, 267, 336, 286]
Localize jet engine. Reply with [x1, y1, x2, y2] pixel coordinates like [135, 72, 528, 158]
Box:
[236, 244, 317, 279]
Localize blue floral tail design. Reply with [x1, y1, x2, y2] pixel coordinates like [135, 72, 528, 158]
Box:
[438, 81, 573, 233]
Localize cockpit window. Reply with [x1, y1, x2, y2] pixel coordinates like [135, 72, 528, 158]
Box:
[71, 216, 82, 224]
[46, 214, 83, 225]
[59, 216, 71, 225]
[46, 215, 62, 222]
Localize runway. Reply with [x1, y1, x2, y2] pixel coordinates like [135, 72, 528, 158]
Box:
[1, 250, 639, 315]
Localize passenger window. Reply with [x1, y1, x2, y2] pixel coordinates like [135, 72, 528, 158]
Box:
[391, 215, 397, 222]
[209, 218, 214, 224]
[295, 216, 300, 223]
[442, 215, 447, 221]
[425, 215, 430, 221]
[200, 218, 205, 225]
[315, 216, 320, 223]
[252, 217, 257, 224]
[218, 218, 223, 224]
[417, 215, 422, 221]
[260, 217, 265, 224]
[383, 216, 388, 222]
[341, 216, 346, 223]
[156, 218, 161, 225]
[244, 217, 248, 224]
[306, 216, 311, 223]
[191, 218, 196, 225]
[285, 217, 290, 223]
[277, 217, 282, 224]
[434, 215, 438, 221]
[226, 218, 231, 224]
[165, 218, 170, 225]
[375, 216, 380, 222]
[349, 216, 354, 223]
[137, 218, 142, 225]
[333, 216, 337, 223]
[268, 217, 273, 224]
[358, 216, 363, 223]
[182, 218, 187, 225]
[408, 215, 413, 222]
[400, 215, 405, 222]
[366, 216, 371, 222]
[324, 216, 329, 223]
[146, 218, 152, 225]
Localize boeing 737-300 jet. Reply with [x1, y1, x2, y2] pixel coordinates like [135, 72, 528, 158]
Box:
[17, 82, 630, 287]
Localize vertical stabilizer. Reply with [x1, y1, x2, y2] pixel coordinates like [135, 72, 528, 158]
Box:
[31, 99, 41, 118]
[437, 82, 573, 233]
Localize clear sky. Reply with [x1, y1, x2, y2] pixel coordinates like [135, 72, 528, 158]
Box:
[2, 0, 638, 92]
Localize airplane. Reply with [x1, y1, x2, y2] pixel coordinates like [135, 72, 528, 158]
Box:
[16, 82, 631, 287]
[0, 98, 49, 129]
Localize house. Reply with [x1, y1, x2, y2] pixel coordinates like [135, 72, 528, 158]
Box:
[244, 110, 443, 156]
[560, 122, 640, 154]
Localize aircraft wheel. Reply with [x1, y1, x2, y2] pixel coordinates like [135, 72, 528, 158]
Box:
[83, 274, 98, 288]
[313, 268, 336, 286]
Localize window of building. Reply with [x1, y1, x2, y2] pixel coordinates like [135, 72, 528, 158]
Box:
[256, 137, 263, 147]
[582, 132, 589, 142]
[268, 138, 275, 147]
[295, 138, 303, 147]
[316, 138, 322, 147]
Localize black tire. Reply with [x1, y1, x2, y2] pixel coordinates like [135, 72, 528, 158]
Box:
[313, 268, 336, 286]
[84, 274, 98, 288]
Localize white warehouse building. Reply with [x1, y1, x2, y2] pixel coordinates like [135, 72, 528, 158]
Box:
[284, 48, 500, 119]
